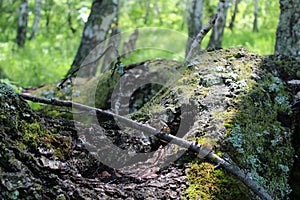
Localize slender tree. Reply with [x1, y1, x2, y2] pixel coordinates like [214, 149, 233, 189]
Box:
[207, 0, 230, 50]
[229, 0, 240, 30]
[16, 0, 29, 47]
[253, 0, 259, 32]
[29, 0, 42, 40]
[67, 0, 119, 77]
[67, 0, 76, 34]
[275, 0, 300, 61]
[44, 0, 54, 30]
[186, 0, 203, 56]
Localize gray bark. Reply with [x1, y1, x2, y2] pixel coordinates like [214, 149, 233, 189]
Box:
[253, 0, 259, 32]
[16, 0, 29, 47]
[207, 0, 230, 50]
[29, 0, 42, 40]
[275, 0, 300, 61]
[68, 0, 119, 77]
[186, 0, 203, 56]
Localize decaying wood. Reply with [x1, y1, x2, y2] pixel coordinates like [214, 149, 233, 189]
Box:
[184, 14, 218, 65]
[19, 93, 274, 200]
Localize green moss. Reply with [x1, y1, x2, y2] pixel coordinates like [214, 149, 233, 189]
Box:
[296, 71, 300, 78]
[226, 73, 294, 198]
[95, 71, 119, 109]
[17, 121, 71, 160]
[19, 121, 45, 150]
[186, 162, 250, 200]
[183, 49, 295, 199]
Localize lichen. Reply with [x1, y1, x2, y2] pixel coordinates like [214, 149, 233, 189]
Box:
[182, 48, 295, 199]
[225, 73, 294, 199]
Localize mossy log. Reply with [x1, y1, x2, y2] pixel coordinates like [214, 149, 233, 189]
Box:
[1, 47, 300, 199]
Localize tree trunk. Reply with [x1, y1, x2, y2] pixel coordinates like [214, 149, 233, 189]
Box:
[253, 0, 259, 32]
[275, 0, 300, 61]
[207, 0, 230, 50]
[16, 0, 29, 47]
[29, 0, 42, 40]
[186, 0, 203, 56]
[45, 0, 54, 31]
[229, 0, 240, 30]
[68, 0, 119, 77]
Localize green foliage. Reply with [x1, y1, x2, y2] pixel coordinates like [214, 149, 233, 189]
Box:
[0, 38, 76, 87]
[0, 0, 84, 87]
[16, 120, 71, 159]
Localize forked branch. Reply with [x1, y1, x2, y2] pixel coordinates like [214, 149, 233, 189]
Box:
[184, 14, 218, 65]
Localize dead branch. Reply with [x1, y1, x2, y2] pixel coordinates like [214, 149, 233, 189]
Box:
[184, 14, 218, 65]
[19, 93, 274, 200]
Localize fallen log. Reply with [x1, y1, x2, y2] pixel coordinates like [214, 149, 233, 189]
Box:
[19, 93, 274, 200]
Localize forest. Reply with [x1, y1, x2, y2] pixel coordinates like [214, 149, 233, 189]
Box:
[0, 0, 300, 199]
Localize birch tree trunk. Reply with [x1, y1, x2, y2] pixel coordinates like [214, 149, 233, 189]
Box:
[16, 0, 29, 47]
[253, 0, 259, 32]
[186, 0, 203, 57]
[29, 0, 42, 40]
[207, 0, 230, 50]
[68, 0, 119, 77]
[275, 0, 300, 61]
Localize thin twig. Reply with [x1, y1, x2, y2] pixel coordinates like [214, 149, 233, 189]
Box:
[18, 93, 274, 200]
[184, 14, 218, 65]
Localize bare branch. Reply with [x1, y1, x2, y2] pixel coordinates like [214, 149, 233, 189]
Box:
[19, 93, 274, 200]
[184, 14, 218, 65]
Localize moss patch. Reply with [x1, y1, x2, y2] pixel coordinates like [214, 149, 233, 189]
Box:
[186, 162, 250, 200]
[180, 48, 295, 199]
[225, 69, 294, 198]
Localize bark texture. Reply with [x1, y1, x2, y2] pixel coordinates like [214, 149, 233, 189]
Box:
[275, 0, 300, 61]
[186, 0, 203, 56]
[16, 0, 29, 47]
[207, 0, 230, 49]
[68, 0, 119, 77]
